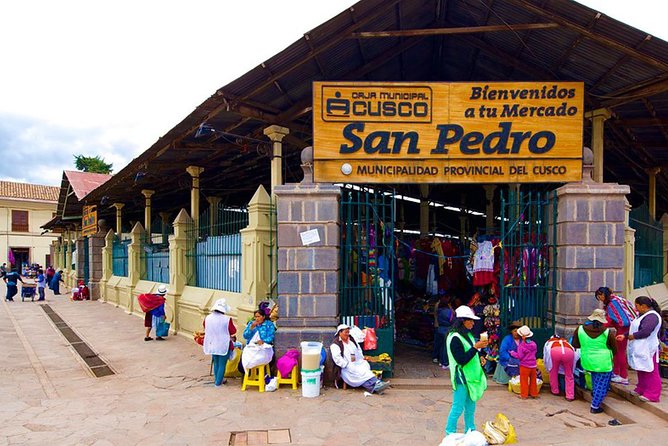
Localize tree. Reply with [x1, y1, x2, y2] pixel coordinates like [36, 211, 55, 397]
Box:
[74, 155, 113, 174]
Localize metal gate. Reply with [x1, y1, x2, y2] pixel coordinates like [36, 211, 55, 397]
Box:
[339, 186, 395, 374]
[629, 203, 663, 288]
[83, 237, 90, 286]
[499, 189, 557, 352]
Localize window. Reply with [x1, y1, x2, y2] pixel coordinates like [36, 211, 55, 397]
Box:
[12, 210, 29, 232]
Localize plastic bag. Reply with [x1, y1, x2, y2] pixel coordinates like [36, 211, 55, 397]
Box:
[439, 431, 488, 446]
[493, 413, 516, 444]
[364, 327, 378, 350]
[349, 325, 366, 344]
[225, 347, 243, 378]
[483, 421, 506, 445]
[241, 334, 274, 370]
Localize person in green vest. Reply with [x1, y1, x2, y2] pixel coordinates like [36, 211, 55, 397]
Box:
[445, 305, 489, 436]
[571, 308, 617, 414]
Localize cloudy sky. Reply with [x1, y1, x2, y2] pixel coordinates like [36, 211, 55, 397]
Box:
[0, 0, 664, 187]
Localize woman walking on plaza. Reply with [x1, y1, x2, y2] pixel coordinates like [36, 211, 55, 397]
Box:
[619, 296, 663, 402]
[445, 306, 489, 436]
[572, 309, 617, 413]
[203, 299, 237, 387]
[595, 287, 637, 384]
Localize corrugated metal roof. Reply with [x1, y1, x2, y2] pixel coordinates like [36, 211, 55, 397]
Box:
[86, 0, 668, 216]
[0, 181, 59, 202]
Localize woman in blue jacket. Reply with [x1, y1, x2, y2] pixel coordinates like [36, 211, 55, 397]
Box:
[493, 320, 522, 384]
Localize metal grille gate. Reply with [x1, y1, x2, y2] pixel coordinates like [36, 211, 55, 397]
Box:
[83, 237, 90, 285]
[499, 189, 557, 352]
[629, 203, 663, 288]
[339, 186, 395, 374]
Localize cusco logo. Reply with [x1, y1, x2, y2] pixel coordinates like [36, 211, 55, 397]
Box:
[322, 85, 432, 123]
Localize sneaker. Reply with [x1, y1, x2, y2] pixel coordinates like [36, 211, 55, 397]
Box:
[441, 365, 449, 370]
[638, 395, 651, 402]
[611, 376, 629, 385]
[144, 337, 153, 341]
[590, 407, 604, 414]
[156, 336, 165, 341]
[373, 381, 390, 394]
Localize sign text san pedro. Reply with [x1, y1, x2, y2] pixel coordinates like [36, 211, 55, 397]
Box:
[312, 81, 584, 183]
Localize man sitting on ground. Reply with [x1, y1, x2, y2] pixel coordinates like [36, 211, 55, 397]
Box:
[330, 324, 389, 394]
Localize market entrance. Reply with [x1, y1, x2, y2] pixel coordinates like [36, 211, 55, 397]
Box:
[338, 183, 559, 378]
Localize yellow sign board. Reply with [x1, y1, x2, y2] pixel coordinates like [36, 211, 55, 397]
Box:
[313, 81, 584, 183]
[81, 205, 98, 237]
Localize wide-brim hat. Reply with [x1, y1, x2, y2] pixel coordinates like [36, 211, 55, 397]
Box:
[587, 309, 607, 324]
[507, 320, 523, 331]
[156, 285, 168, 295]
[517, 325, 534, 338]
[454, 305, 480, 320]
[211, 298, 230, 314]
[336, 323, 351, 334]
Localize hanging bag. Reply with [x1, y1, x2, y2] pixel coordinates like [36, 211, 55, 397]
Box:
[363, 327, 378, 350]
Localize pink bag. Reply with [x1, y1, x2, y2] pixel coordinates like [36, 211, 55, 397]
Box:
[364, 328, 378, 350]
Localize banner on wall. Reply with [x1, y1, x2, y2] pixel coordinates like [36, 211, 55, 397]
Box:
[312, 81, 584, 183]
[81, 205, 98, 237]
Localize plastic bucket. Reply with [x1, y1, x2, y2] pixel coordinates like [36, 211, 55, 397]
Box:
[301, 369, 321, 398]
[300, 341, 323, 371]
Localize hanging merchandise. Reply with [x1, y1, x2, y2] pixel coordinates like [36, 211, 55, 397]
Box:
[473, 240, 495, 286]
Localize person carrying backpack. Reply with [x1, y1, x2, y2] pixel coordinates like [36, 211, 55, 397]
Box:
[595, 287, 637, 385]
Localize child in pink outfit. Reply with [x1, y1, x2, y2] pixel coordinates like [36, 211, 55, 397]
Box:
[510, 325, 539, 398]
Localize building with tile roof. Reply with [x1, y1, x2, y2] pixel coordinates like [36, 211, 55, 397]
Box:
[0, 180, 59, 269]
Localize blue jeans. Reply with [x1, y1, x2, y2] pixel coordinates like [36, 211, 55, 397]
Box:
[446, 384, 477, 435]
[212, 352, 231, 386]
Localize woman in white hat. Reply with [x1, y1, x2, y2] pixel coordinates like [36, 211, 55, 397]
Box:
[571, 308, 617, 413]
[330, 324, 389, 394]
[444, 305, 489, 436]
[204, 299, 237, 387]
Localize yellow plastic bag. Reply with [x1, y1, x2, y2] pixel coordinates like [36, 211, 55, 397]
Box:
[224, 347, 243, 378]
[494, 413, 517, 444]
[536, 358, 549, 384]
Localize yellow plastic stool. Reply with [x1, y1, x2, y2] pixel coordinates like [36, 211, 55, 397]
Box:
[241, 364, 267, 392]
[276, 365, 299, 390]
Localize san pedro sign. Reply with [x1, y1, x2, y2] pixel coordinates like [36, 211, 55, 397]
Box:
[312, 81, 583, 183]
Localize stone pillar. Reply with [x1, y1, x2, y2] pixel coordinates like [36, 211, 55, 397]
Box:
[87, 220, 109, 301]
[112, 203, 125, 238]
[586, 108, 611, 183]
[65, 230, 72, 276]
[142, 189, 155, 237]
[99, 229, 114, 302]
[206, 196, 221, 235]
[624, 199, 636, 299]
[419, 184, 429, 236]
[263, 125, 289, 197]
[484, 185, 497, 232]
[75, 236, 86, 284]
[126, 222, 145, 314]
[168, 209, 193, 332]
[273, 182, 340, 357]
[159, 212, 171, 245]
[186, 166, 204, 230]
[238, 185, 273, 324]
[555, 172, 630, 334]
[646, 167, 660, 220]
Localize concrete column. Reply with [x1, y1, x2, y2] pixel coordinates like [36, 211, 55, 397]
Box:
[100, 229, 115, 302]
[624, 199, 636, 299]
[142, 189, 155, 237]
[263, 125, 289, 197]
[273, 182, 340, 358]
[484, 185, 497, 232]
[646, 167, 661, 220]
[168, 209, 193, 332]
[419, 184, 429, 237]
[112, 203, 125, 238]
[206, 196, 221, 235]
[238, 185, 273, 324]
[65, 230, 72, 276]
[126, 222, 145, 314]
[186, 166, 204, 229]
[586, 108, 611, 183]
[554, 179, 630, 334]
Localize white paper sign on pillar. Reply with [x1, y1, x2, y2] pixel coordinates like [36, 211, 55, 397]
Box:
[300, 229, 320, 246]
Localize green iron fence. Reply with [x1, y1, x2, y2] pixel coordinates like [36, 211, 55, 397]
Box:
[112, 237, 130, 277]
[82, 237, 89, 286]
[629, 203, 663, 288]
[141, 217, 172, 283]
[70, 242, 76, 270]
[500, 189, 557, 355]
[186, 203, 249, 292]
[340, 185, 395, 375]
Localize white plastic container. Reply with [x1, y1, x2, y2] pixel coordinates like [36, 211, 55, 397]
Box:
[301, 369, 321, 398]
[300, 341, 323, 371]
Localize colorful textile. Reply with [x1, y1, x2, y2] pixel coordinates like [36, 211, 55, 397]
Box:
[511, 339, 537, 368]
[605, 295, 638, 328]
[590, 371, 612, 409]
[137, 293, 166, 313]
[276, 349, 300, 377]
[243, 320, 275, 344]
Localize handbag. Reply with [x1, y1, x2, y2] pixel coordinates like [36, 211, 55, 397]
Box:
[156, 319, 170, 337]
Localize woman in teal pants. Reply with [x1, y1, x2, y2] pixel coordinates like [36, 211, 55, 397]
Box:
[445, 306, 489, 435]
